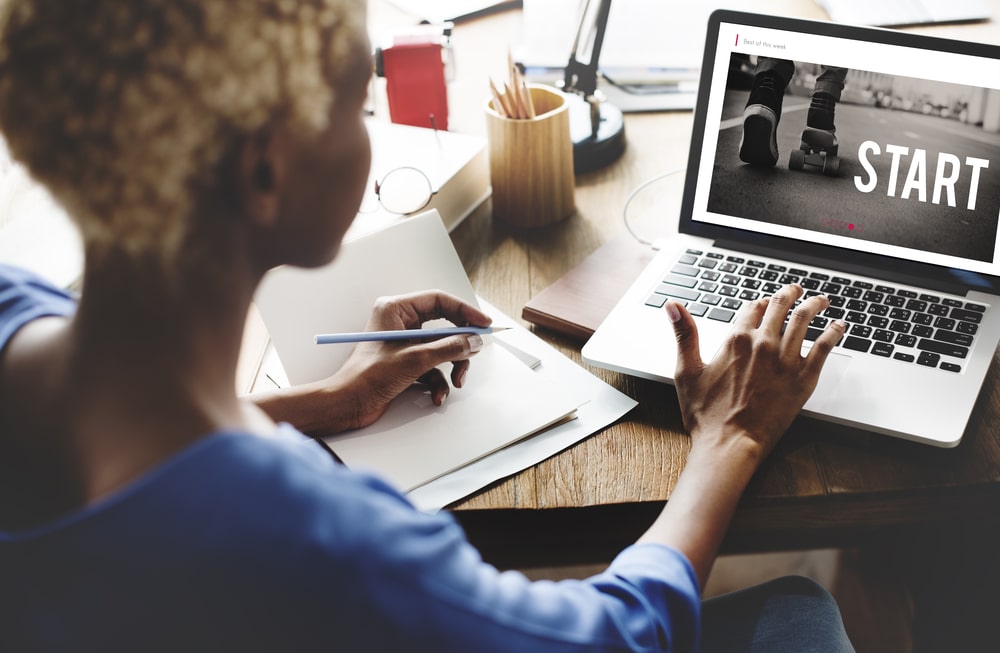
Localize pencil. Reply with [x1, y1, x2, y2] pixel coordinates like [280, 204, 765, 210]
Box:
[507, 50, 525, 118]
[510, 51, 536, 119]
[503, 82, 523, 119]
[490, 78, 513, 118]
[488, 78, 508, 118]
[315, 325, 511, 345]
[521, 78, 536, 118]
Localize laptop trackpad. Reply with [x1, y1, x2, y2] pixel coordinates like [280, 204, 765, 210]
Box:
[802, 351, 852, 413]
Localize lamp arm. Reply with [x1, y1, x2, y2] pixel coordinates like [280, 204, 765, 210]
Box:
[555, 0, 625, 173]
[562, 0, 613, 98]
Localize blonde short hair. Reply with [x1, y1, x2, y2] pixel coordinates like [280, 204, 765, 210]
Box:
[0, 0, 367, 262]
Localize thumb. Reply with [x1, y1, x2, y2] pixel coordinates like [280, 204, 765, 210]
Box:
[664, 301, 702, 377]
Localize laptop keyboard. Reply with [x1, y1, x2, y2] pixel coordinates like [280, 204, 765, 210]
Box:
[644, 248, 988, 373]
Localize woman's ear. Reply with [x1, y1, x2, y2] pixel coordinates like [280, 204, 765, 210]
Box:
[238, 127, 289, 228]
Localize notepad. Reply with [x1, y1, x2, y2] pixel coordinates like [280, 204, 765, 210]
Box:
[254, 211, 587, 492]
[257, 211, 484, 383]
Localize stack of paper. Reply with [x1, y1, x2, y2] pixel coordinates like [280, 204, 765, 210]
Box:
[326, 334, 580, 492]
[254, 211, 636, 510]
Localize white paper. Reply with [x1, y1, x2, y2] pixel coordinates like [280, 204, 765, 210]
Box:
[408, 298, 638, 511]
[325, 341, 581, 491]
[256, 211, 478, 385]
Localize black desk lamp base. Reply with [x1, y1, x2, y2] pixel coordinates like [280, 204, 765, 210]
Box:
[566, 92, 626, 174]
[558, 0, 625, 174]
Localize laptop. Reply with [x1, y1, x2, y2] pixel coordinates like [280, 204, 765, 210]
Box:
[582, 10, 1000, 447]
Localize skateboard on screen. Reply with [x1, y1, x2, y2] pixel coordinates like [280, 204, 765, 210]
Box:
[789, 126, 840, 176]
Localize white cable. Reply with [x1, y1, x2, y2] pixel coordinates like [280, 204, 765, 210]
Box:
[621, 168, 685, 246]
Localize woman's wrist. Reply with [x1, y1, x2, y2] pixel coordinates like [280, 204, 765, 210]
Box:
[637, 429, 767, 587]
[687, 426, 769, 477]
[251, 375, 356, 436]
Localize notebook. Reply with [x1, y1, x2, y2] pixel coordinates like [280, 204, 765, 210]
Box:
[582, 10, 1000, 448]
[254, 211, 587, 493]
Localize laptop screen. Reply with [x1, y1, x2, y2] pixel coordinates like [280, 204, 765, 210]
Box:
[682, 11, 1000, 290]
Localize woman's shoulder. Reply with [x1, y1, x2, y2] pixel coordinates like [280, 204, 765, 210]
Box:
[0, 263, 76, 349]
[0, 427, 460, 650]
[0, 263, 76, 304]
[2, 424, 429, 550]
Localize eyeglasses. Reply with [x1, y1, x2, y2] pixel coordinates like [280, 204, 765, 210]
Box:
[358, 166, 437, 216]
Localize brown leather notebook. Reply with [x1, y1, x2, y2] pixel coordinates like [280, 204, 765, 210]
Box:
[521, 233, 656, 340]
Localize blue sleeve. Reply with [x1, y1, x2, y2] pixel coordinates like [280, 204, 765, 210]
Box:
[325, 471, 701, 653]
[0, 263, 76, 353]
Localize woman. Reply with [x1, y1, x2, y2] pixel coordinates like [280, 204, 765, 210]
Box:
[0, 1, 852, 651]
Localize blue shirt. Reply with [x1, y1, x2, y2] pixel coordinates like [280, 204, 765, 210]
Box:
[0, 264, 701, 652]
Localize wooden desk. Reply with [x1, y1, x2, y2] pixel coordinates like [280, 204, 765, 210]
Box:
[376, 1, 1000, 569]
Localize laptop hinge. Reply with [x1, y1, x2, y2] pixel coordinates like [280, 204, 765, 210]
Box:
[713, 238, 971, 297]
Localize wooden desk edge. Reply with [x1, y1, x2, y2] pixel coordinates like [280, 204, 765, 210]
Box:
[456, 483, 1000, 568]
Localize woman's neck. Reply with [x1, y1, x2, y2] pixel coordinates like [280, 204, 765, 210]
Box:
[64, 247, 273, 499]
[75, 249, 251, 398]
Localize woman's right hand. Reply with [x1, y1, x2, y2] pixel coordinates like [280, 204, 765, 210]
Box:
[636, 285, 847, 588]
[665, 283, 845, 462]
[330, 290, 492, 429]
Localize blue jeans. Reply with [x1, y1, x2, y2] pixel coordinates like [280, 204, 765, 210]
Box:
[701, 576, 855, 653]
[755, 58, 848, 101]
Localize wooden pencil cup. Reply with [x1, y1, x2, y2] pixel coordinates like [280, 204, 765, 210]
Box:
[485, 85, 576, 228]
